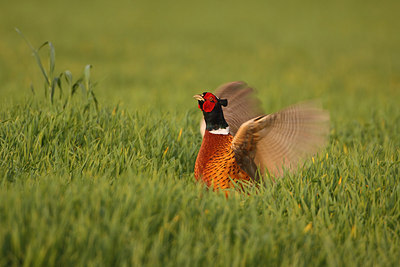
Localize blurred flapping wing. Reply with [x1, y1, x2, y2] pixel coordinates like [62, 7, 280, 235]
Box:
[231, 101, 330, 177]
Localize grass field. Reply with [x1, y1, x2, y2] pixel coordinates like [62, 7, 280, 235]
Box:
[1, 0, 400, 266]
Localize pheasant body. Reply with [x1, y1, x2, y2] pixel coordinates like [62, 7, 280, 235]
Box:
[193, 81, 330, 191]
[194, 130, 251, 190]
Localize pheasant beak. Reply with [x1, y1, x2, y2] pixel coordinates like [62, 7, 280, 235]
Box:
[193, 94, 205, 102]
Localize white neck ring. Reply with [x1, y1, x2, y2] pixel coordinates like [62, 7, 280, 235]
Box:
[209, 127, 230, 135]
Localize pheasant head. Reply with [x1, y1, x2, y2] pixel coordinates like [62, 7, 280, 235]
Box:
[193, 92, 229, 133]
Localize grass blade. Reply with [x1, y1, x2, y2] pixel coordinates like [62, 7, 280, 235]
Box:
[84, 64, 92, 93]
[48, 42, 56, 79]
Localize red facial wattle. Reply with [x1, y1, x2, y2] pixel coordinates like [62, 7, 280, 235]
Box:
[202, 101, 215, 112]
[200, 92, 217, 112]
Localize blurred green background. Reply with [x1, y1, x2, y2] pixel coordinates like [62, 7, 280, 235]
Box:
[1, 0, 399, 115]
[1, 1, 400, 265]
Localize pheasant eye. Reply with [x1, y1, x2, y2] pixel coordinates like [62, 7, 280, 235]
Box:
[209, 97, 214, 102]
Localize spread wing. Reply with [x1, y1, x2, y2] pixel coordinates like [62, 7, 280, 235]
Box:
[231, 101, 330, 178]
[200, 81, 263, 136]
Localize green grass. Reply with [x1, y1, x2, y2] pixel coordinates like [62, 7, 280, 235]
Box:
[1, 0, 400, 266]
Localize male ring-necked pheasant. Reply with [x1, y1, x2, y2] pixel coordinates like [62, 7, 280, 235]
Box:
[194, 81, 330, 191]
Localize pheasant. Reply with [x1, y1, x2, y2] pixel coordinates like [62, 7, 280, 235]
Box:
[194, 81, 330, 191]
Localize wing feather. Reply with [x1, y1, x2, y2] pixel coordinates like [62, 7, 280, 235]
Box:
[232, 101, 330, 177]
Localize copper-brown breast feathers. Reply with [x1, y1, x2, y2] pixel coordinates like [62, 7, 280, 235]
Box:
[195, 132, 251, 189]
